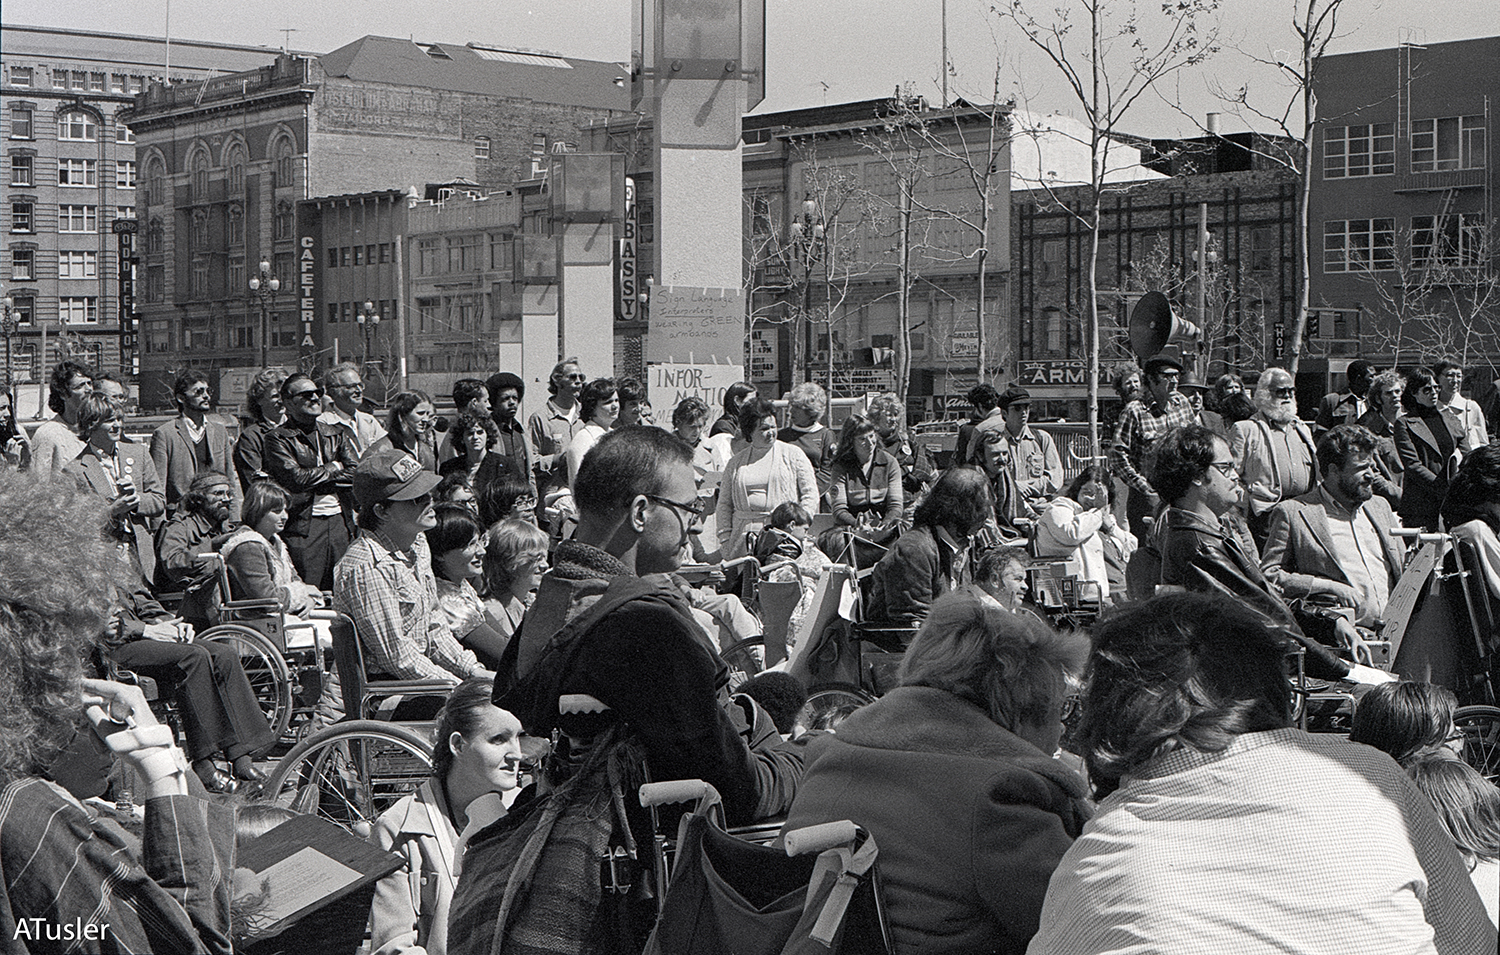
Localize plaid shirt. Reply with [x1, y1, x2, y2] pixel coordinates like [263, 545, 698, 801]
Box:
[1110, 393, 1196, 496]
[334, 528, 485, 681]
[1031, 728, 1496, 955]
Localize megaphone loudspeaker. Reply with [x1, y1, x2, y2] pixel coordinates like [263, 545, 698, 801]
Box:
[1129, 291, 1201, 360]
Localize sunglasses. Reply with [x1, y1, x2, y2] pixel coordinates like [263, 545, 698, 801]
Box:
[289, 389, 323, 400]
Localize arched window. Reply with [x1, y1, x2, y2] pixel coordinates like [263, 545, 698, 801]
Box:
[274, 200, 294, 241]
[58, 110, 97, 142]
[273, 137, 295, 189]
[226, 142, 246, 195]
[145, 156, 166, 206]
[146, 216, 164, 254]
[190, 148, 210, 202]
[227, 204, 244, 246]
[191, 209, 209, 249]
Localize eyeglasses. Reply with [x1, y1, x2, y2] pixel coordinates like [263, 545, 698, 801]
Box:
[1209, 461, 1238, 476]
[646, 494, 706, 520]
[563, 373, 587, 382]
[1272, 387, 1296, 398]
[289, 389, 322, 400]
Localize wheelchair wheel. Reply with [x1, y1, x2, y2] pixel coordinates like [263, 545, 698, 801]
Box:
[720, 636, 766, 690]
[804, 682, 875, 732]
[259, 720, 433, 835]
[1453, 704, 1500, 784]
[198, 624, 293, 750]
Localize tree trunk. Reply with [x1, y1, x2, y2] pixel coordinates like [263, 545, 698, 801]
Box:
[976, 186, 990, 385]
[896, 183, 913, 406]
[1285, 8, 1318, 374]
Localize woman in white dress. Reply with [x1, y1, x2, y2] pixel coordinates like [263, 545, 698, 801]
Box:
[716, 398, 818, 559]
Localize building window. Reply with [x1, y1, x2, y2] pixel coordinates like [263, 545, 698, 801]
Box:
[11, 201, 34, 233]
[1323, 124, 1395, 179]
[12, 249, 33, 280]
[1412, 213, 1486, 269]
[58, 111, 97, 142]
[327, 248, 339, 269]
[417, 297, 439, 332]
[447, 234, 481, 272]
[226, 143, 245, 195]
[59, 205, 98, 233]
[417, 238, 440, 275]
[474, 136, 491, 159]
[146, 217, 164, 254]
[116, 160, 137, 189]
[274, 201, 294, 241]
[489, 234, 513, 272]
[59, 297, 98, 324]
[191, 260, 209, 299]
[58, 158, 97, 187]
[9, 67, 33, 88]
[145, 157, 166, 206]
[10, 295, 35, 328]
[339, 247, 350, 267]
[228, 256, 245, 294]
[10, 155, 32, 186]
[1410, 116, 1486, 174]
[89, 72, 106, 92]
[110, 74, 126, 93]
[70, 72, 87, 91]
[146, 265, 164, 303]
[129, 76, 143, 93]
[116, 205, 136, 221]
[190, 150, 209, 202]
[1250, 227, 1276, 273]
[327, 303, 339, 324]
[10, 106, 33, 140]
[1323, 218, 1395, 272]
[274, 138, 295, 189]
[352, 245, 363, 266]
[379, 242, 392, 264]
[227, 204, 244, 246]
[191, 209, 209, 249]
[116, 122, 135, 144]
[59, 250, 98, 279]
[1040, 240, 1063, 284]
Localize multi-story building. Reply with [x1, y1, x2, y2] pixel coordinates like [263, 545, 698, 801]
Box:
[1011, 130, 1304, 419]
[1, 25, 279, 392]
[1308, 36, 1499, 390]
[586, 95, 1014, 416]
[122, 35, 627, 407]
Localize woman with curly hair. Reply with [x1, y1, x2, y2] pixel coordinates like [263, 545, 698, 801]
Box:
[716, 397, 819, 558]
[782, 590, 1091, 954]
[440, 411, 500, 485]
[368, 390, 440, 472]
[233, 367, 287, 490]
[867, 391, 936, 507]
[0, 471, 238, 952]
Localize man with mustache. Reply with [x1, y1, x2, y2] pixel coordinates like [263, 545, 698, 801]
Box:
[1260, 425, 1406, 632]
[1231, 366, 1319, 546]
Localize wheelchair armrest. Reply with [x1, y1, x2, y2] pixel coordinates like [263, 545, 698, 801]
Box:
[639, 779, 719, 809]
[784, 820, 860, 856]
[220, 597, 284, 613]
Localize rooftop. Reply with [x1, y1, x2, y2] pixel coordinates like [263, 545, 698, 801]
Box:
[3, 23, 286, 74]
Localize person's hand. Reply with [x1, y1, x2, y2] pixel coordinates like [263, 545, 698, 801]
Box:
[110, 490, 140, 519]
[1144, 490, 1161, 513]
[1100, 509, 1119, 533]
[81, 678, 188, 797]
[81, 677, 159, 729]
[142, 619, 194, 643]
[326, 460, 345, 475]
[2, 436, 26, 467]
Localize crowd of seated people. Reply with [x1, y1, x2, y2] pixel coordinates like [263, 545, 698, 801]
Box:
[7, 349, 1500, 954]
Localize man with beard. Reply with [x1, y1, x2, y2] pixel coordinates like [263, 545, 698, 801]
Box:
[1261, 425, 1406, 631]
[150, 370, 240, 520]
[1231, 366, 1319, 546]
[153, 471, 235, 599]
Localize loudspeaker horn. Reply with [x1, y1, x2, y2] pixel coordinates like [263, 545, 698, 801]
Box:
[1128, 291, 1201, 360]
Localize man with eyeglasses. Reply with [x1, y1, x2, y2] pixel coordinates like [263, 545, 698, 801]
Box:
[318, 361, 386, 456]
[150, 369, 241, 520]
[1109, 348, 1196, 537]
[1151, 424, 1391, 686]
[526, 359, 584, 515]
[29, 359, 95, 479]
[1231, 366, 1319, 547]
[264, 373, 360, 591]
[495, 426, 803, 826]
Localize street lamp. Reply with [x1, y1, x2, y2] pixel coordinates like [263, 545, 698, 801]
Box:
[248, 259, 281, 368]
[0, 291, 16, 392]
[787, 192, 827, 389]
[357, 300, 381, 366]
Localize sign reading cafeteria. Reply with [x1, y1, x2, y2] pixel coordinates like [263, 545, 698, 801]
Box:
[645, 285, 746, 364]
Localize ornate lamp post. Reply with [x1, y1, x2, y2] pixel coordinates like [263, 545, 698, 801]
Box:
[357, 300, 381, 367]
[248, 259, 281, 368]
[787, 192, 827, 387]
[0, 290, 16, 391]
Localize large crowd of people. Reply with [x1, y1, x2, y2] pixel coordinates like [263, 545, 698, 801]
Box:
[0, 351, 1498, 954]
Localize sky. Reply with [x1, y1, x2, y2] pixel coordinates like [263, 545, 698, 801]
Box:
[4, 0, 1495, 137]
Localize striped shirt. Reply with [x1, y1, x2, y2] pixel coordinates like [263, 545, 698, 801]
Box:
[1110, 394, 1196, 496]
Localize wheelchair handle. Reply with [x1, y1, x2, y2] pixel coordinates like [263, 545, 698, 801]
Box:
[784, 820, 860, 857]
[639, 779, 720, 809]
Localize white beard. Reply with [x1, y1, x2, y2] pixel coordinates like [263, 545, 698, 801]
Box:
[1261, 400, 1297, 425]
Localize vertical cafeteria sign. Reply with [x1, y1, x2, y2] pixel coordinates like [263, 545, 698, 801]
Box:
[299, 235, 317, 354]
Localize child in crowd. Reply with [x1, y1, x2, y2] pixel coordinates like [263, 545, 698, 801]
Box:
[756, 502, 836, 644]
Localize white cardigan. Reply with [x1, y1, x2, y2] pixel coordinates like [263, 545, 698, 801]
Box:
[715, 440, 818, 556]
[1033, 496, 1137, 602]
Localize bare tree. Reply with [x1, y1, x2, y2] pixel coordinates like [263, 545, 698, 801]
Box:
[1207, 0, 1360, 373]
[1127, 237, 1272, 376]
[999, 0, 1220, 453]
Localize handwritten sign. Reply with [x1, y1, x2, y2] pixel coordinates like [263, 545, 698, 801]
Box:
[649, 361, 745, 412]
[646, 284, 746, 365]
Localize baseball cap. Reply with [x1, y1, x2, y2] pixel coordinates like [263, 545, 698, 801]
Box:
[353, 449, 441, 510]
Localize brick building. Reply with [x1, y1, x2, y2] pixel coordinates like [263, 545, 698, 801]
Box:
[1011, 132, 1303, 420]
[121, 36, 627, 408]
[1, 25, 279, 392]
[1307, 36, 1499, 387]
